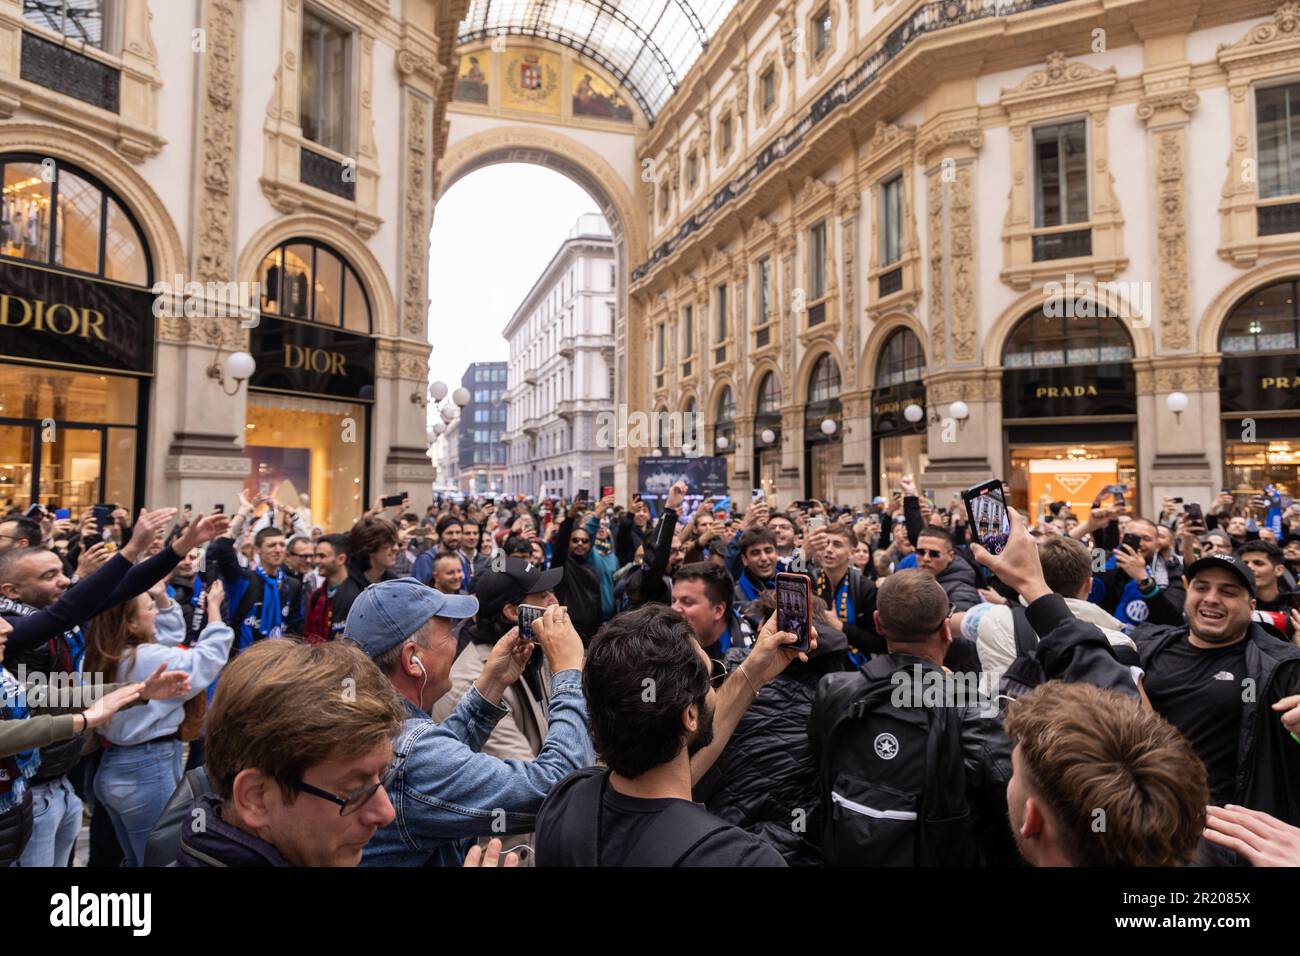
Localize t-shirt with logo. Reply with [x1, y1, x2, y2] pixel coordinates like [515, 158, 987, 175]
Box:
[1142, 636, 1247, 805]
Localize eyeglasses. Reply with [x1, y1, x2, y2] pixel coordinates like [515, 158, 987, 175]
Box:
[292, 753, 405, 816]
[570, 537, 591, 544]
[916, 549, 946, 559]
[708, 657, 728, 688]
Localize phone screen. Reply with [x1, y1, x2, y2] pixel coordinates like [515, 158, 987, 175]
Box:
[517, 604, 545, 642]
[54, 508, 71, 520]
[381, 493, 406, 508]
[1184, 502, 1203, 523]
[962, 480, 1010, 555]
[92, 504, 114, 533]
[808, 515, 827, 531]
[775, 573, 811, 653]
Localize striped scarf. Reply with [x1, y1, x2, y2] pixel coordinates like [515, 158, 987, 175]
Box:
[0, 667, 41, 813]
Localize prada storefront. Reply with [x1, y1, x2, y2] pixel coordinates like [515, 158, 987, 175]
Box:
[0, 156, 152, 513]
[1001, 305, 1138, 520]
[248, 238, 375, 532]
[1219, 278, 1300, 497]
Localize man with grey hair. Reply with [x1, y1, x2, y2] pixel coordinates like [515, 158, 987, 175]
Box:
[284, 534, 318, 591]
[346, 578, 593, 866]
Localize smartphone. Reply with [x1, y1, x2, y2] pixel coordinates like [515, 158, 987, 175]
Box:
[577, 488, 590, 502]
[961, 479, 1011, 555]
[82, 532, 103, 548]
[751, 488, 765, 504]
[775, 572, 812, 653]
[808, 515, 828, 532]
[1121, 533, 1143, 553]
[1171, 497, 1183, 504]
[54, 508, 70, 520]
[91, 504, 114, 533]
[381, 493, 407, 508]
[1184, 502, 1204, 523]
[517, 604, 545, 642]
[213, 503, 225, 514]
[24, 503, 46, 519]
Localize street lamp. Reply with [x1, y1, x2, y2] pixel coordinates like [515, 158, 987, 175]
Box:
[760, 428, 776, 445]
[208, 351, 256, 396]
[1166, 391, 1189, 424]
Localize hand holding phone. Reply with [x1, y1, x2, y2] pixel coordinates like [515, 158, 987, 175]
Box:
[517, 604, 545, 643]
[775, 572, 812, 653]
[961, 480, 1010, 556]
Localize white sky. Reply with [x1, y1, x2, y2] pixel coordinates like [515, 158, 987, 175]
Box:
[426, 163, 602, 396]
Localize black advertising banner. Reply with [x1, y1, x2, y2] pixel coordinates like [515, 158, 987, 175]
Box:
[249, 316, 375, 401]
[637, 455, 729, 496]
[0, 260, 155, 373]
[1220, 353, 1300, 414]
[1002, 364, 1136, 419]
[872, 380, 927, 434]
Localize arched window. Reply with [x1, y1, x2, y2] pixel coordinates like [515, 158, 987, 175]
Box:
[808, 354, 841, 403]
[259, 238, 372, 333]
[716, 385, 735, 422]
[1002, 305, 1133, 368]
[1219, 279, 1300, 353]
[875, 328, 926, 387]
[756, 372, 781, 414]
[0, 154, 150, 285]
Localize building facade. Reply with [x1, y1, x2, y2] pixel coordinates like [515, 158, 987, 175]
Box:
[503, 214, 616, 498]
[624, 0, 1300, 517]
[0, 0, 463, 526]
[456, 360, 505, 493]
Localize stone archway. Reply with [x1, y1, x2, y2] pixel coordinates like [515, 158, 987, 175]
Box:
[435, 125, 645, 492]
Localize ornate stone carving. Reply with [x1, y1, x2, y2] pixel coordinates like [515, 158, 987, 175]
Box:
[1135, 91, 1200, 121]
[918, 125, 984, 162]
[1003, 50, 1116, 97]
[950, 164, 977, 363]
[401, 92, 432, 339]
[1219, 2, 1300, 53]
[840, 205, 858, 386]
[868, 119, 913, 153]
[157, 316, 247, 350]
[1156, 129, 1192, 350]
[195, 0, 239, 284]
[927, 172, 947, 369]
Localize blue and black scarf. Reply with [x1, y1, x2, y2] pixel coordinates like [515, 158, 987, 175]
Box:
[0, 667, 41, 813]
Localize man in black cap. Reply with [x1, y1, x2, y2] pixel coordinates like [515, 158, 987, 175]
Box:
[432, 558, 564, 762]
[1134, 552, 1300, 844]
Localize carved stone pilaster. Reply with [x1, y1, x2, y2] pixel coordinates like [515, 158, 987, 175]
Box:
[400, 90, 434, 339]
[194, 0, 240, 283]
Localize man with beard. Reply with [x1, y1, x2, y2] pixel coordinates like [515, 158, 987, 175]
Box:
[1135, 553, 1300, 833]
[534, 603, 804, 866]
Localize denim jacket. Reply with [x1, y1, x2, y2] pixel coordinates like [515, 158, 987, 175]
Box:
[360, 668, 594, 867]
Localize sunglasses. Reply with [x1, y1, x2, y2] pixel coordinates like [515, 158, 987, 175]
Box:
[916, 549, 946, 559]
[292, 754, 405, 816]
[708, 657, 728, 688]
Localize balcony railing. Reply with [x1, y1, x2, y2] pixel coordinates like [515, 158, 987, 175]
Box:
[1258, 202, 1300, 237]
[1031, 228, 1092, 262]
[21, 32, 119, 112]
[632, 0, 1075, 282]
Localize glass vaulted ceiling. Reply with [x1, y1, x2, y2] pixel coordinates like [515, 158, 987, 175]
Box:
[458, 0, 739, 121]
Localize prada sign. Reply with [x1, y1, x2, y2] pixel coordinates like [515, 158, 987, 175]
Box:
[1002, 364, 1135, 419]
[0, 260, 155, 373]
[872, 380, 926, 435]
[1221, 354, 1300, 414]
[249, 315, 374, 401]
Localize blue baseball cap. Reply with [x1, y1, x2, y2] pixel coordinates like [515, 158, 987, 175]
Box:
[346, 577, 479, 660]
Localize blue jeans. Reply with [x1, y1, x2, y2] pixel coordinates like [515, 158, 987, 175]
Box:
[94, 740, 182, 867]
[16, 777, 81, 867]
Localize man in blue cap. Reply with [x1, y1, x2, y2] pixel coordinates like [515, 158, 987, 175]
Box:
[347, 577, 593, 866]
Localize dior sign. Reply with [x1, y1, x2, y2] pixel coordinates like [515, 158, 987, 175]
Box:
[249, 315, 374, 401]
[0, 260, 154, 373]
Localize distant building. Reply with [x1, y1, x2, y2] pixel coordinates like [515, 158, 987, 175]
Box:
[504, 214, 616, 498]
[457, 362, 507, 494]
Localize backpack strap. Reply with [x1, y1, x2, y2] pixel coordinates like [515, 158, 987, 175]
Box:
[624, 798, 733, 867]
[1007, 603, 1038, 658]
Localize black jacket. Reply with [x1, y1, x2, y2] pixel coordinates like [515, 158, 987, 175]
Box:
[1134, 621, 1300, 829]
[811, 593, 1139, 866]
[621, 509, 680, 608]
[327, 559, 398, 638]
[812, 566, 882, 657]
[206, 538, 305, 647]
[935, 554, 983, 612]
[614, 512, 650, 569]
[696, 624, 849, 866]
[176, 792, 291, 867]
[552, 515, 602, 643]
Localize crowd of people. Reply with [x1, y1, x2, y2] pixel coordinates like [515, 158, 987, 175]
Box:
[1, 475, 1299, 868]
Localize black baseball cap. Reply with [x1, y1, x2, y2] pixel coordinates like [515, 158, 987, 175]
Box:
[1186, 553, 1257, 598]
[471, 557, 564, 620]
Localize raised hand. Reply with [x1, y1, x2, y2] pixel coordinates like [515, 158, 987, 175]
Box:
[121, 508, 178, 563]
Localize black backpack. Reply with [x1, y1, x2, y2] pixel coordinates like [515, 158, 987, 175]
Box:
[814, 662, 978, 867]
[996, 604, 1044, 714]
[537, 768, 732, 866]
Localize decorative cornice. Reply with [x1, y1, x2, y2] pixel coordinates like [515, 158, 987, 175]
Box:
[1001, 50, 1117, 100]
[1136, 90, 1200, 121]
[1219, 2, 1300, 58]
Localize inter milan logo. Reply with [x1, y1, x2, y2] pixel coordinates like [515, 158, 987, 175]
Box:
[874, 733, 899, 760]
[1124, 599, 1150, 622]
